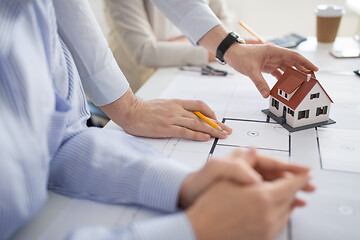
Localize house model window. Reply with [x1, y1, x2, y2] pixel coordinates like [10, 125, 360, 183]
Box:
[267, 67, 333, 129]
[298, 110, 310, 120]
[316, 106, 328, 116]
[310, 93, 320, 99]
[272, 98, 279, 110]
[278, 89, 290, 100]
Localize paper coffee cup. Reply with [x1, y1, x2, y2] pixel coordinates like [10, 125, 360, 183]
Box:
[315, 5, 345, 43]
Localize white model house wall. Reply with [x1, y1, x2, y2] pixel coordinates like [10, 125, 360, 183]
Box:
[269, 83, 332, 128]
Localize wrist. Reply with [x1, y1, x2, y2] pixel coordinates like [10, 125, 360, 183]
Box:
[223, 42, 247, 68]
[215, 32, 245, 65]
[100, 88, 142, 129]
[178, 172, 196, 208]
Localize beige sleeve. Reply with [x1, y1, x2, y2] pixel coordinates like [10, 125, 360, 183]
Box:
[209, 0, 234, 30]
[105, 0, 208, 68]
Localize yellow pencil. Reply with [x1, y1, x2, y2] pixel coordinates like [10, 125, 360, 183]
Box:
[239, 21, 265, 44]
[194, 111, 223, 131]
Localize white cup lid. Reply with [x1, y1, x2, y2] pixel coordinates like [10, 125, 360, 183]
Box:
[315, 4, 345, 17]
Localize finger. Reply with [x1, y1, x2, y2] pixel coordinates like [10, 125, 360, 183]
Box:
[302, 182, 316, 192]
[181, 108, 233, 135]
[270, 196, 307, 239]
[215, 120, 232, 134]
[242, 147, 257, 166]
[294, 63, 308, 73]
[290, 51, 319, 72]
[248, 71, 270, 98]
[227, 147, 246, 160]
[252, 152, 311, 175]
[271, 69, 283, 79]
[176, 117, 229, 139]
[293, 197, 307, 207]
[269, 173, 311, 205]
[280, 64, 289, 73]
[208, 159, 262, 184]
[181, 99, 217, 120]
[170, 125, 211, 141]
[267, 171, 316, 193]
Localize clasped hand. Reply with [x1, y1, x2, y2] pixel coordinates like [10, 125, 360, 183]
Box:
[180, 148, 315, 240]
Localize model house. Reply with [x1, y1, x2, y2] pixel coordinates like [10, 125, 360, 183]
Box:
[268, 67, 333, 128]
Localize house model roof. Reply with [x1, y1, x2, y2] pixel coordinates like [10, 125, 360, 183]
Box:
[270, 67, 333, 110]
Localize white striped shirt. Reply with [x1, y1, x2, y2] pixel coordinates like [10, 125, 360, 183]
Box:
[0, 0, 223, 238]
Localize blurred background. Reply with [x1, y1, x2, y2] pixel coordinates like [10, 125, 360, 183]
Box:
[90, 0, 360, 40]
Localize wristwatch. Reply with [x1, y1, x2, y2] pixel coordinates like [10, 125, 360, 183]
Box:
[215, 31, 245, 65]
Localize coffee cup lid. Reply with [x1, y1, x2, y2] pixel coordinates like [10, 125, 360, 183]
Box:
[315, 4, 345, 17]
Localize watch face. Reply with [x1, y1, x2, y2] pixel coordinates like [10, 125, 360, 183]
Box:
[229, 31, 238, 38]
[230, 31, 245, 44]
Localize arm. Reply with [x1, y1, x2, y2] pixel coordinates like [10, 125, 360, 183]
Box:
[54, 0, 231, 141]
[150, 0, 318, 98]
[105, 0, 209, 67]
[52, 0, 129, 106]
[65, 148, 314, 240]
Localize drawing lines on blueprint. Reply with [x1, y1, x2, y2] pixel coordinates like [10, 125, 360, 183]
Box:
[209, 118, 291, 163]
[316, 127, 360, 174]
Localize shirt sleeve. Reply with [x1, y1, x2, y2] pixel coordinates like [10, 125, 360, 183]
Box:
[106, 0, 209, 68]
[66, 213, 196, 240]
[48, 127, 196, 239]
[149, 0, 222, 45]
[48, 127, 192, 213]
[52, 0, 129, 106]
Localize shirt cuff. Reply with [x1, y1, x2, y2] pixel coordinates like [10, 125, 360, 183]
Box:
[66, 213, 196, 240]
[178, 5, 222, 45]
[81, 55, 129, 106]
[138, 159, 193, 212]
[133, 212, 196, 240]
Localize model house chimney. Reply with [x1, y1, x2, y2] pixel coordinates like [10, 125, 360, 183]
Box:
[307, 74, 311, 82]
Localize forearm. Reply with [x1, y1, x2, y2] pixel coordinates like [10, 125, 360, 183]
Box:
[138, 42, 209, 67]
[67, 213, 195, 240]
[48, 127, 192, 212]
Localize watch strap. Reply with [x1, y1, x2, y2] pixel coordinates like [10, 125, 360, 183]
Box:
[215, 32, 244, 65]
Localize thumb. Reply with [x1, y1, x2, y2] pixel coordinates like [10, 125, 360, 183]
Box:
[223, 160, 263, 185]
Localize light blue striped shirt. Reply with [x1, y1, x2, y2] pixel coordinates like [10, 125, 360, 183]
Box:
[0, 0, 221, 239]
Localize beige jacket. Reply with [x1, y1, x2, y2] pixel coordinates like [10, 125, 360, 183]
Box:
[105, 0, 233, 92]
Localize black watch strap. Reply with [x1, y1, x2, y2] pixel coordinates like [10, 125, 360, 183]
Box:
[215, 32, 244, 65]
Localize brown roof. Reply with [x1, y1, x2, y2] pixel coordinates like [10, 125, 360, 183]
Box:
[270, 67, 333, 110]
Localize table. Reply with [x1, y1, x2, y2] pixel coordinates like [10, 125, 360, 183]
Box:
[11, 37, 360, 240]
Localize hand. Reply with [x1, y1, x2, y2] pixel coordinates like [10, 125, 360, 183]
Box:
[198, 25, 318, 98]
[244, 38, 269, 44]
[224, 43, 318, 98]
[179, 148, 314, 208]
[186, 174, 314, 240]
[100, 89, 232, 141]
